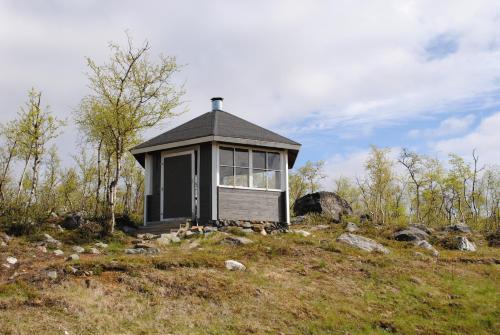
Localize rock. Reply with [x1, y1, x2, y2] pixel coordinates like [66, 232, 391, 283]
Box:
[88, 247, 100, 254]
[290, 215, 306, 225]
[95, 242, 108, 249]
[293, 192, 353, 223]
[36, 245, 47, 253]
[46, 270, 58, 280]
[446, 223, 472, 233]
[0, 232, 11, 243]
[260, 229, 268, 236]
[241, 222, 252, 229]
[72, 246, 85, 253]
[225, 260, 246, 271]
[457, 236, 476, 251]
[44, 233, 62, 248]
[242, 228, 254, 234]
[137, 233, 158, 240]
[346, 222, 359, 233]
[309, 224, 330, 231]
[187, 240, 201, 249]
[134, 243, 156, 249]
[156, 233, 181, 245]
[121, 225, 137, 234]
[409, 223, 433, 235]
[222, 236, 254, 246]
[203, 226, 218, 234]
[57, 225, 65, 232]
[125, 248, 159, 254]
[337, 233, 390, 254]
[6, 256, 17, 265]
[53, 249, 64, 256]
[415, 240, 439, 257]
[292, 230, 311, 237]
[414, 251, 425, 258]
[184, 230, 195, 238]
[394, 227, 429, 242]
[61, 213, 83, 229]
[1, 241, 6, 247]
[67, 253, 80, 261]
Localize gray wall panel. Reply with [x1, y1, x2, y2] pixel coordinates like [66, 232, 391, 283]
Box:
[218, 188, 285, 222]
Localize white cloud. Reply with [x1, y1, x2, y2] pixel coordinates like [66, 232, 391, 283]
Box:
[409, 114, 475, 138]
[434, 112, 500, 165]
[1, 1, 500, 164]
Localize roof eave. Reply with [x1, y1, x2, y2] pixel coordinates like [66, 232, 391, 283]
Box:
[130, 135, 301, 155]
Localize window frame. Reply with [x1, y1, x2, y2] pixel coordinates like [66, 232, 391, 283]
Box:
[217, 144, 284, 191]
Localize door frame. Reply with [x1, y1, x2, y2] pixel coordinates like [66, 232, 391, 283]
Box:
[160, 149, 197, 221]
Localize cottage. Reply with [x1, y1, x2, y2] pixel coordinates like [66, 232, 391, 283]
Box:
[131, 97, 301, 229]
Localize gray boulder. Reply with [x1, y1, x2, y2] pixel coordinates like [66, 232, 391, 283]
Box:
[225, 260, 246, 271]
[61, 213, 83, 230]
[291, 229, 311, 237]
[346, 222, 359, 233]
[394, 227, 429, 242]
[53, 249, 64, 256]
[222, 236, 253, 246]
[44, 233, 62, 248]
[415, 240, 439, 257]
[446, 223, 472, 233]
[6, 256, 17, 265]
[156, 233, 181, 245]
[95, 242, 108, 249]
[337, 233, 390, 254]
[293, 192, 353, 223]
[457, 236, 477, 251]
[409, 223, 433, 235]
[125, 247, 159, 254]
[67, 253, 80, 261]
[46, 270, 58, 280]
[72, 246, 85, 253]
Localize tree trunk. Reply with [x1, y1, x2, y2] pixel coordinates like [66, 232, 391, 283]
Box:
[27, 153, 40, 208]
[16, 154, 31, 200]
[95, 140, 102, 216]
[108, 147, 122, 235]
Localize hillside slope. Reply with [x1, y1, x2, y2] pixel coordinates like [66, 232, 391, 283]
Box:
[0, 222, 498, 335]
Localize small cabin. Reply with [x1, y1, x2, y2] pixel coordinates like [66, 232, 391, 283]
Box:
[131, 97, 301, 227]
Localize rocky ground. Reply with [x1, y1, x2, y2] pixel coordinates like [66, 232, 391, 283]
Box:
[0, 218, 498, 334]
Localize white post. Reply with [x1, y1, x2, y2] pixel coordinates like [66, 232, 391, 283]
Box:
[284, 150, 290, 224]
[211, 142, 218, 220]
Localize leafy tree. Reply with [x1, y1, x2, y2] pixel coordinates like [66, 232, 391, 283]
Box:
[76, 34, 184, 234]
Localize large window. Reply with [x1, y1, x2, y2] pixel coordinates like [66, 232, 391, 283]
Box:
[219, 146, 282, 190]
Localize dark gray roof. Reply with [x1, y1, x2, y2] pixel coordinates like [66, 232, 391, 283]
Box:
[133, 110, 300, 150]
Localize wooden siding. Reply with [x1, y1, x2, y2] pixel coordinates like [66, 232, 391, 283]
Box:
[218, 187, 285, 222]
[199, 143, 212, 224]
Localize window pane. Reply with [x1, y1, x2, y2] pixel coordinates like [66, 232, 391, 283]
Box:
[235, 167, 249, 187]
[220, 147, 233, 166]
[252, 151, 266, 170]
[220, 166, 234, 186]
[234, 149, 249, 167]
[253, 169, 266, 188]
[267, 170, 281, 189]
[267, 152, 281, 170]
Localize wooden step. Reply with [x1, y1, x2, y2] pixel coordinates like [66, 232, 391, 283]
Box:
[136, 220, 188, 235]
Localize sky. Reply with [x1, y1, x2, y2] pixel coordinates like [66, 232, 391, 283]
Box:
[1, 0, 499, 187]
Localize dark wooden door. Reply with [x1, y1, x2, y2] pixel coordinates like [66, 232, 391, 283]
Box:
[163, 154, 192, 219]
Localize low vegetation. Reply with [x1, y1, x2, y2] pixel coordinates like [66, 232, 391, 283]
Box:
[1, 218, 498, 334]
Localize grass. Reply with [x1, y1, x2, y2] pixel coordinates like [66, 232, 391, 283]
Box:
[0, 222, 498, 334]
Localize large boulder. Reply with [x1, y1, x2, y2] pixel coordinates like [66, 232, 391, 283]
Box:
[293, 192, 353, 223]
[445, 223, 471, 233]
[337, 233, 390, 254]
[394, 227, 429, 242]
[457, 236, 477, 252]
[61, 213, 83, 230]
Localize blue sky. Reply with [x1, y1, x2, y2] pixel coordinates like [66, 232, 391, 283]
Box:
[1, 0, 499, 185]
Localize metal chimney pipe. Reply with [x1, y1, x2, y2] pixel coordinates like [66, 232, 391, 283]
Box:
[211, 97, 223, 111]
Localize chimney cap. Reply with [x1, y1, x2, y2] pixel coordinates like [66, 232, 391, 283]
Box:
[211, 97, 224, 101]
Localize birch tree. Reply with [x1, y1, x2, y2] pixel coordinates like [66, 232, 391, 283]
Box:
[76, 34, 184, 234]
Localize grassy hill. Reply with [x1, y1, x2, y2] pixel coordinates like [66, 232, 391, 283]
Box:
[0, 221, 498, 335]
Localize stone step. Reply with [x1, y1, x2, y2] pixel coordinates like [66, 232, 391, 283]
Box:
[136, 220, 187, 235]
